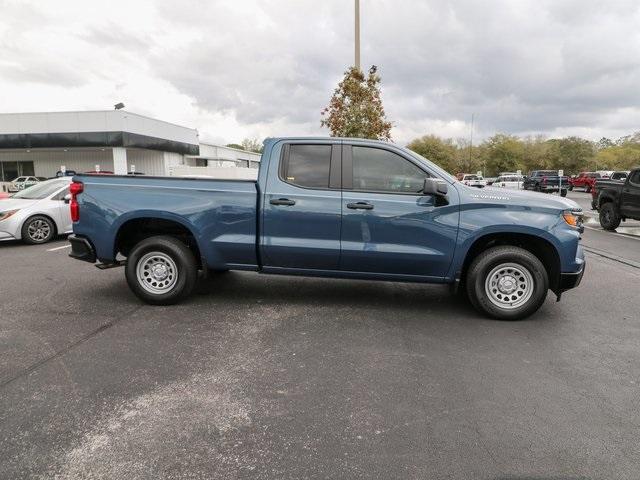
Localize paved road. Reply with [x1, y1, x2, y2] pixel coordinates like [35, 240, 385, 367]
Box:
[1, 234, 639, 479]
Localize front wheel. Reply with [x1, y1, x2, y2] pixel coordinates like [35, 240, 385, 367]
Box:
[585, 185, 592, 193]
[599, 202, 621, 231]
[568, 185, 574, 191]
[22, 215, 55, 244]
[465, 246, 549, 320]
[125, 235, 198, 305]
[560, 189, 567, 197]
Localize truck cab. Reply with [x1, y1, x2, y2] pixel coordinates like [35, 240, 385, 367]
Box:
[596, 167, 640, 230]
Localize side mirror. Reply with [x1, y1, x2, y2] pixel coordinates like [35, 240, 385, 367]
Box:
[423, 178, 448, 197]
[63, 193, 72, 204]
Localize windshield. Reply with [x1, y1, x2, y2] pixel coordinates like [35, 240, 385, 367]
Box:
[11, 180, 68, 199]
[464, 175, 480, 180]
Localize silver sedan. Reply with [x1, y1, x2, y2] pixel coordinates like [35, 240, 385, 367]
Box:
[0, 178, 73, 244]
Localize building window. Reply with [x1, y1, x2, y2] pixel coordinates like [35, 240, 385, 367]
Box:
[0, 161, 35, 182]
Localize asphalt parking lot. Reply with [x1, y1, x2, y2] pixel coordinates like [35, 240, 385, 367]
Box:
[1, 190, 639, 479]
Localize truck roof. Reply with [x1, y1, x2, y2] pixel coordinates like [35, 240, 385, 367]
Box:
[265, 136, 393, 146]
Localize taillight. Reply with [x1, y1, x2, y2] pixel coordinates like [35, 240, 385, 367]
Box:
[70, 181, 83, 222]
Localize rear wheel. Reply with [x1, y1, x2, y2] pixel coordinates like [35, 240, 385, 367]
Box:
[21, 215, 55, 244]
[465, 246, 549, 320]
[599, 202, 621, 231]
[560, 189, 567, 197]
[568, 185, 574, 191]
[125, 235, 198, 305]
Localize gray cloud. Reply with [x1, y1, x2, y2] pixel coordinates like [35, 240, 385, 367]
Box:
[1, 0, 639, 143]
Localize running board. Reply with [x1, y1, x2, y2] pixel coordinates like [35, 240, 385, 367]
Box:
[95, 260, 126, 270]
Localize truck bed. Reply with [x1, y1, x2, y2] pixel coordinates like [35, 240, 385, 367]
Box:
[72, 174, 259, 268]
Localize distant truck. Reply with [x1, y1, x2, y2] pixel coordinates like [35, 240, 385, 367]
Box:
[523, 170, 569, 196]
[67, 137, 585, 320]
[456, 173, 487, 188]
[569, 172, 601, 192]
[592, 167, 640, 230]
[590, 171, 630, 209]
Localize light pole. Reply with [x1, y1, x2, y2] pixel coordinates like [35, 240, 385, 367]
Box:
[355, 0, 361, 70]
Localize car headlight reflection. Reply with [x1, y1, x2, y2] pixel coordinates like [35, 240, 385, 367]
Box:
[0, 209, 19, 221]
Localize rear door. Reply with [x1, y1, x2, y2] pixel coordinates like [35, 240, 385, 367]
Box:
[621, 170, 640, 219]
[339, 143, 458, 278]
[261, 141, 342, 270]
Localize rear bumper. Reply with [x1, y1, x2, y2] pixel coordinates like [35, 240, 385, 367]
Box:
[68, 234, 96, 263]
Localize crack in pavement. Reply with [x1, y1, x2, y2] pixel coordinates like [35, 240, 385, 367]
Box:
[0, 306, 142, 390]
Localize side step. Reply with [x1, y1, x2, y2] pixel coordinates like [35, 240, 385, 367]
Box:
[95, 260, 127, 270]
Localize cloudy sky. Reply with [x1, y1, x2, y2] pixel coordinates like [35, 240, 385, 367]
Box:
[1, 0, 639, 145]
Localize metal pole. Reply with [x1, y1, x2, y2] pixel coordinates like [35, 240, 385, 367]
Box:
[469, 113, 474, 171]
[355, 0, 361, 70]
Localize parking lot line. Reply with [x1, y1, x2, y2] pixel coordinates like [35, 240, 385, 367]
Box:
[47, 244, 71, 252]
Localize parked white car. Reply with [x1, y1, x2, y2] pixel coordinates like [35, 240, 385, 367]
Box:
[8, 176, 47, 192]
[492, 174, 525, 189]
[0, 178, 72, 244]
[460, 174, 487, 188]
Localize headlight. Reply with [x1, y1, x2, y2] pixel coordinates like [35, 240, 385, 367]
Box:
[562, 209, 583, 229]
[0, 209, 19, 221]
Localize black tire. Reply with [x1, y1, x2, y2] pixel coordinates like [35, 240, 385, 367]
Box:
[599, 202, 621, 231]
[568, 185, 573, 191]
[585, 185, 591, 193]
[560, 189, 567, 197]
[535, 184, 541, 192]
[125, 235, 198, 305]
[21, 215, 56, 244]
[465, 246, 549, 321]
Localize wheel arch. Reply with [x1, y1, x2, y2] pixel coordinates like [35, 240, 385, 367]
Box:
[114, 215, 203, 268]
[459, 232, 562, 293]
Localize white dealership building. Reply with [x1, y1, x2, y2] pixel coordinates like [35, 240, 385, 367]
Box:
[0, 110, 261, 190]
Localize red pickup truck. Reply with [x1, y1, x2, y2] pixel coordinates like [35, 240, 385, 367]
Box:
[569, 172, 601, 192]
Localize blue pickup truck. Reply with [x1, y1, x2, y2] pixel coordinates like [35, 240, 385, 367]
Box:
[68, 137, 585, 320]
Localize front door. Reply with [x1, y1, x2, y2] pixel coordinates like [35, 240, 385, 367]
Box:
[339, 144, 458, 278]
[261, 142, 342, 270]
[621, 170, 640, 219]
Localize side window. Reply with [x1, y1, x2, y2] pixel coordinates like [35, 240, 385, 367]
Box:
[352, 146, 428, 194]
[283, 144, 332, 189]
[629, 171, 640, 186]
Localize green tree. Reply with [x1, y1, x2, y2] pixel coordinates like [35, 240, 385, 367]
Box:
[480, 134, 524, 176]
[226, 143, 245, 150]
[546, 137, 594, 172]
[321, 66, 392, 140]
[226, 138, 263, 154]
[407, 135, 457, 173]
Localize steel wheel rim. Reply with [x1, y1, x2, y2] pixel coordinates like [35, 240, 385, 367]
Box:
[136, 252, 178, 295]
[28, 219, 51, 242]
[484, 262, 534, 310]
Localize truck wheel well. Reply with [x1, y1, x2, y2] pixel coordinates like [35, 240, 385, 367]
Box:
[598, 196, 613, 207]
[115, 218, 202, 266]
[461, 233, 561, 292]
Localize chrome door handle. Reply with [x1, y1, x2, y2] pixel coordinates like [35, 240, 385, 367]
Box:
[347, 202, 374, 210]
[270, 198, 296, 206]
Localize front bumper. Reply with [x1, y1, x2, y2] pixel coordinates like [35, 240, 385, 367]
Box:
[559, 262, 585, 291]
[0, 231, 16, 241]
[68, 234, 96, 263]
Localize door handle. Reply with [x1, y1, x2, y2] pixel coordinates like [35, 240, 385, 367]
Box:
[270, 198, 296, 206]
[347, 202, 374, 210]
